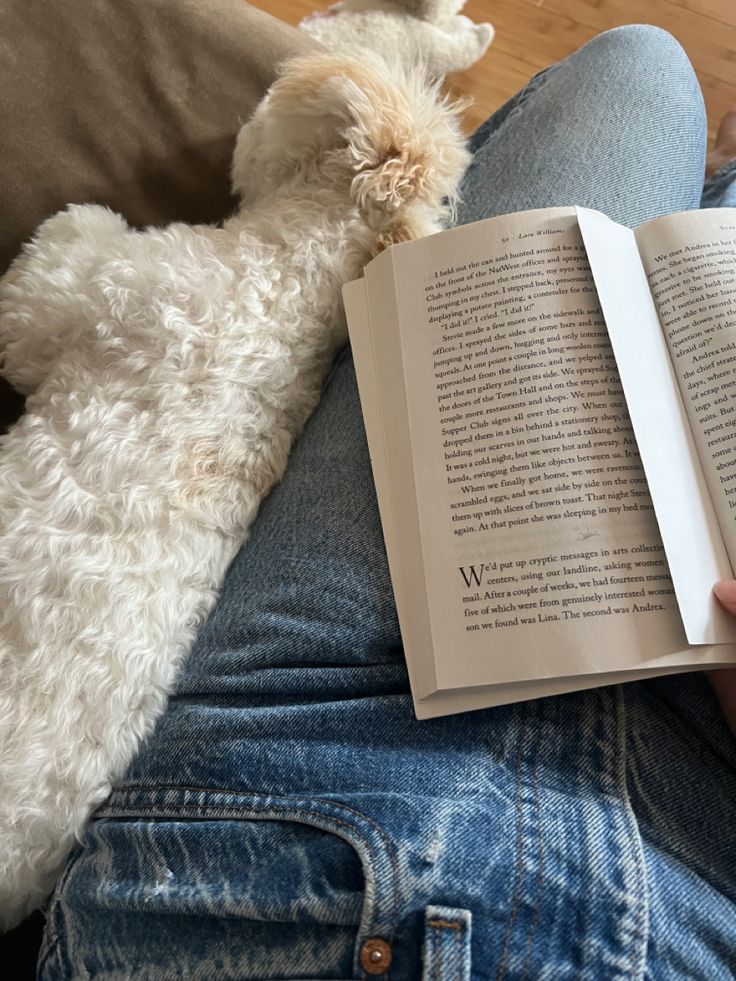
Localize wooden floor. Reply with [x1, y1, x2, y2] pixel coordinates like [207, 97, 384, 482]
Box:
[252, 0, 736, 145]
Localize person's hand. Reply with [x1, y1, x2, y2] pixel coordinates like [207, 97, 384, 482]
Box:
[708, 581, 736, 735]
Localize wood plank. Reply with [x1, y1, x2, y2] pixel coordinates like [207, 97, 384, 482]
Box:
[664, 0, 736, 26]
[530, 0, 736, 74]
[465, 0, 736, 141]
[251, 0, 736, 144]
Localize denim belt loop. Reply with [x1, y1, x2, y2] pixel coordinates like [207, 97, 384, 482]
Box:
[421, 905, 472, 981]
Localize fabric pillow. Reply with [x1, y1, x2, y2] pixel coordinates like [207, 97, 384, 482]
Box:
[0, 0, 317, 430]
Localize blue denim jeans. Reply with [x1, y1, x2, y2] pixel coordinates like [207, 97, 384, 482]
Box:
[702, 161, 736, 209]
[40, 26, 736, 981]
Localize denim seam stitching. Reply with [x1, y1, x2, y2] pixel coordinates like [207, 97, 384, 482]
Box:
[616, 685, 649, 978]
[113, 800, 391, 883]
[38, 839, 91, 979]
[463, 66, 560, 184]
[495, 704, 528, 981]
[499, 69, 554, 130]
[103, 784, 400, 891]
[427, 917, 466, 981]
[108, 783, 398, 874]
[35, 929, 65, 981]
[35, 940, 63, 981]
[98, 796, 401, 967]
[521, 703, 545, 979]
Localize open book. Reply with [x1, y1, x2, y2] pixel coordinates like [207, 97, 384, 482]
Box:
[343, 207, 736, 719]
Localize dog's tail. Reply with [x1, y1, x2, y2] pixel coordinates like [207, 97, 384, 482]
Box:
[235, 52, 471, 251]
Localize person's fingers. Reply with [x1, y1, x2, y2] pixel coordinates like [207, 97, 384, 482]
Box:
[714, 579, 736, 616]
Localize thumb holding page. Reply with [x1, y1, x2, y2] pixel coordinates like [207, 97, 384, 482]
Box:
[715, 580, 736, 615]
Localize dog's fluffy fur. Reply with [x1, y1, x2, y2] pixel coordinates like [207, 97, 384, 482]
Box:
[0, 53, 469, 928]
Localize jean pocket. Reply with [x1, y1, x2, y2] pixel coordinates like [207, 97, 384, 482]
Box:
[40, 786, 400, 981]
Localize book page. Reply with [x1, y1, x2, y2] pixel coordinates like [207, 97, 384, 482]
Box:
[578, 208, 736, 645]
[343, 276, 439, 700]
[347, 263, 734, 719]
[412, 663, 715, 720]
[635, 210, 736, 571]
[367, 209, 736, 694]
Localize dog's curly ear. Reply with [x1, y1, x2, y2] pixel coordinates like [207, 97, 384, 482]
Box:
[267, 53, 471, 237]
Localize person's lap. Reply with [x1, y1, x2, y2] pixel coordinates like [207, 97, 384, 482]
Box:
[40, 26, 736, 980]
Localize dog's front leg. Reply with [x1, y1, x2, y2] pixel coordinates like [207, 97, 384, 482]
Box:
[0, 205, 129, 394]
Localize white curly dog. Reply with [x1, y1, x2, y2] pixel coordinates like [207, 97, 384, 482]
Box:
[0, 52, 469, 928]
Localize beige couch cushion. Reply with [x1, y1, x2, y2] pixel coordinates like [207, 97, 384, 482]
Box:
[0, 0, 316, 429]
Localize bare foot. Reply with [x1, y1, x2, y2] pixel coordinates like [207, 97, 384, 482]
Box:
[706, 108, 736, 179]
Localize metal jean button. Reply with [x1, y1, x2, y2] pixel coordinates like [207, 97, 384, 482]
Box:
[360, 937, 393, 975]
